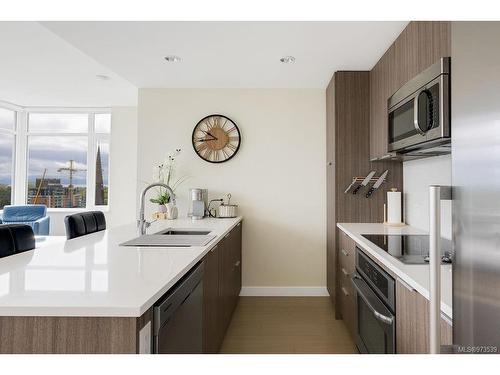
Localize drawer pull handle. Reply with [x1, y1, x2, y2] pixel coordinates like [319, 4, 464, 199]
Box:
[341, 249, 348, 257]
[341, 287, 349, 297]
[235, 260, 241, 267]
[341, 268, 349, 276]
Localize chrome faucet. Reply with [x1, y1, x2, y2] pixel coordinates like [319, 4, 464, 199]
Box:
[138, 182, 176, 235]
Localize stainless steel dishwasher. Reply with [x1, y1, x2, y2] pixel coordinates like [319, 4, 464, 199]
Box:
[153, 262, 204, 354]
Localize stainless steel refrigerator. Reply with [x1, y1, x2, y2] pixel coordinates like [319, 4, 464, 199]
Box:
[451, 21, 500, 352]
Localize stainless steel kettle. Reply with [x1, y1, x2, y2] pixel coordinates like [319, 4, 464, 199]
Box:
[216, 194, 238, 218]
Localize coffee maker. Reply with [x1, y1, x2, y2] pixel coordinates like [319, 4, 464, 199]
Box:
[188, 188, 208, 219]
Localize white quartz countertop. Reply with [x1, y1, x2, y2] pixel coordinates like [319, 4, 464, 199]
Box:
[337, 223, 452, 320]
[0, 217, 242, 317]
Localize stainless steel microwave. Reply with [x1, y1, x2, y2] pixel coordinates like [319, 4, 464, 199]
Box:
[388, 57, 450, 153]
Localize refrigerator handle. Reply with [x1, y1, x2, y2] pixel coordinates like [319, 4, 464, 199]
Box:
[429, 185, 452, 354]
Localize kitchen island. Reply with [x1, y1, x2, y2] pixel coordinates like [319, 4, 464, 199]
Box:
[0, 217, 242, 353]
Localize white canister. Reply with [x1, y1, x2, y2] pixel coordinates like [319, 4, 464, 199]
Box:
[386, 188, 403, 225]
[166, 202, 178, 220]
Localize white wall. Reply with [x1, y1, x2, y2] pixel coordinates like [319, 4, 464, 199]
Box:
[137, 89, 326, 291]
[48, 106, 138, 235]
[403, 155, 452, 239]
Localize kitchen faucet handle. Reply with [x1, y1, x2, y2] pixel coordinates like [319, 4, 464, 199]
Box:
[136, 219, 154, 230]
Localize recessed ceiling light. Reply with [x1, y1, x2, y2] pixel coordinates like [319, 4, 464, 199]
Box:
[164, 55, 181, 63]
[280, 56, 296, 64]
[95, 74, 110, 81]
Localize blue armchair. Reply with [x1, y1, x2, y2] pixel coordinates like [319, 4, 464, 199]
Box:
[0, 205, 50, 235]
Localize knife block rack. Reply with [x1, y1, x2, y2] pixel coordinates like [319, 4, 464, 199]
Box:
[344, 176, 387, 194]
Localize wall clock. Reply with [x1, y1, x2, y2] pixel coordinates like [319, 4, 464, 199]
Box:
[192, 114, 241, 163]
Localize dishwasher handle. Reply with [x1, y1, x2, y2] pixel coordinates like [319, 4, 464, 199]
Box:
[352, 274, 394, 325]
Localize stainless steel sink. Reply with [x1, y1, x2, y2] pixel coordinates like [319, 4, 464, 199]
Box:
[156, 229, 211, 236]
[120, 228, 216, 247]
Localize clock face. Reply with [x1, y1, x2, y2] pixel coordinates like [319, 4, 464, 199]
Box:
[192, 115, 241, 163]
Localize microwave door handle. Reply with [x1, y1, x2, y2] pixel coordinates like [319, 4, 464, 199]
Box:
[413, 89, 427, 135]
[352, 275, 394, 325]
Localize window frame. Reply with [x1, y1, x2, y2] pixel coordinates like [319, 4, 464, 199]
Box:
[0, 103, 111, 213]
[0, 102, 18, 209]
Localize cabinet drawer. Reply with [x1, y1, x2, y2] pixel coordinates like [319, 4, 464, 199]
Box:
[340, 246, 355, 277]
[340, 285, 356, 338]
[339, 231, 355, 257]
[339, 264, 354, 297]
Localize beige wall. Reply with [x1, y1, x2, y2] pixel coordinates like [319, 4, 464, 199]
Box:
[137, 89, 326, 291]
[48, 106, 138, 235]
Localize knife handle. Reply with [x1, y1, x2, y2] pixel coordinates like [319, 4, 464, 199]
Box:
[366, 187, 375, 198]
[352, 185, 362, 195]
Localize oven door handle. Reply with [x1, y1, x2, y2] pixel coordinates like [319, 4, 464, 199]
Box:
[352, 275, 394, 325]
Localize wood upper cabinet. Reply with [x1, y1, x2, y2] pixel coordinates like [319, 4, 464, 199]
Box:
[369, 21, 451, 160]
[396, 278, 452, 353]
[203, 222, 242, 354]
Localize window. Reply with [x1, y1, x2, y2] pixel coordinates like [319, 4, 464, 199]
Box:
[25, 111, 111, 209]
[0, 104, 111, 211]
[0, 107, 16, 209]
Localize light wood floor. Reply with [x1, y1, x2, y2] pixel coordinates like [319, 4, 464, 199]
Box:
[219, 297, 357, 354]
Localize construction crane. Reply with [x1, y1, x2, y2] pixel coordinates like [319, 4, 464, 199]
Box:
[33, 168, 47, 205]
[58, 160, 86, 208]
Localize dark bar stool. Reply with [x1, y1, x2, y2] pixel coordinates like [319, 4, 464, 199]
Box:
[0, 224, 35, 259]
[0, 226, 15, 258]
[64, 211, 107, 240]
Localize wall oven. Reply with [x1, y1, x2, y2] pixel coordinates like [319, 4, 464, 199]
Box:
[352, 248, 395, 354]
[388, 57, 450, 154]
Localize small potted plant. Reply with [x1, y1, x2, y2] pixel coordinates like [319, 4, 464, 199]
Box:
[149, 149, 189, 218]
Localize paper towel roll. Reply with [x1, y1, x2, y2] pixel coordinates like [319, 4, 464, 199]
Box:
[387, 189, 402, 224]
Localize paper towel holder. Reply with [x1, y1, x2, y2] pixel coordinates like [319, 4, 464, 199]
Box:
[383, 188, 407, 227]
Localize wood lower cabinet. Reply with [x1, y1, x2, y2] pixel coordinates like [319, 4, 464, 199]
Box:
[396, 278, 452, 353]
[0, 312, 152, 354]
[338, 230, 356, 338]
[202, 221, 242, 353]
[203, 242, 222, 353]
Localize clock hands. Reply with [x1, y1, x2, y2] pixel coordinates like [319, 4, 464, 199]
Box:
[195, 137, 217, 142]
[200, 130, 218, 141]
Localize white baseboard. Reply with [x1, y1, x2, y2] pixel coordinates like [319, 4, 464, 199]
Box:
[240, 286, 329, 297]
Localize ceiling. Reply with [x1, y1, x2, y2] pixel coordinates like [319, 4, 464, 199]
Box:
[42, 21, 408, 89]
[0, 21, 407, 106]
[0, 22, 137, 107]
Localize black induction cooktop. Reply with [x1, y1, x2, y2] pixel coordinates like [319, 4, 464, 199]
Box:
[361, 234, 453, 264]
